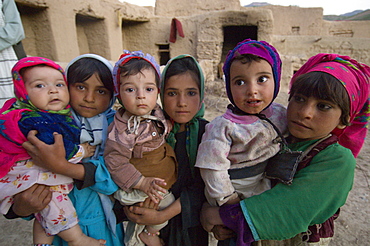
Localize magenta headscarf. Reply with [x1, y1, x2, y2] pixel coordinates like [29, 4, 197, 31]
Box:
[12, 56, 67, 103]
[223, 39, 282, 110]
[0, 57, 67, 178]
[291, 53, 370, 157]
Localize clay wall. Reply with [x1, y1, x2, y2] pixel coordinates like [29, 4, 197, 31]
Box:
[14, 0, 370, 91]
[155, 0, 241, 17]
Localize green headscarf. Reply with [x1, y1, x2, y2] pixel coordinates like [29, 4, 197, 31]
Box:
[160, 54, 205, 172]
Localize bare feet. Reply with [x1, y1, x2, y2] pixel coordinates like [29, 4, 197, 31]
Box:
[139, 228, 162, 246]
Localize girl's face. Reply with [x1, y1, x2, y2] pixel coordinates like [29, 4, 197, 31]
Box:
[287, 93, 346, 142]
[163, 72, 201, 131]
[119, 68, 158, 116]
[229, 59, 274, 114]
[24, 66, 69, 111]
[69, 73, 112, 118]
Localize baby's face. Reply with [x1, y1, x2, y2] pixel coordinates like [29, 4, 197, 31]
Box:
[24, 66, 69, 111]
[119, 68, 158, 117]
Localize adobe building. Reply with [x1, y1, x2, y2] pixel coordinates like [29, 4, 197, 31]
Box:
[15, 0, 370, 92]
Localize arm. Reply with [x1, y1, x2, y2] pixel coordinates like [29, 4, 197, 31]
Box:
[221, 144, 356, 241]
[195, 118, 236, 206]
[4, 184, 52, 219]
[0, 0, 25, 51]
[104, 138, 142, 191]
[22, 130, 85, 180]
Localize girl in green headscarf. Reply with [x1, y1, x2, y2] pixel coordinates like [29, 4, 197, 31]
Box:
[125, 54, 209, 246]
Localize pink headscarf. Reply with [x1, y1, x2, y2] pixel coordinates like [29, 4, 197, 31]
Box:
[12, 56, 67, 103]
[291, 53, 370, 157]
[0, 57, 67, 178]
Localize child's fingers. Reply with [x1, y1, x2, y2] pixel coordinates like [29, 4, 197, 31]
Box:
[148, 193, 160, 204]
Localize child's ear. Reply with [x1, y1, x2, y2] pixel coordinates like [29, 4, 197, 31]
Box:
[336, 124, 347, 130]
[337, 115, 351, 129]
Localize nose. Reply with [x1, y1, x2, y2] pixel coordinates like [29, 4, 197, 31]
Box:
[49, 85, 58, 94]
[245, 82, 257, 96]
[299, 103, 314, 119]
[84, 90, 95, 102]
[136, 89, 145, 99]
[177, 94, 187, 107]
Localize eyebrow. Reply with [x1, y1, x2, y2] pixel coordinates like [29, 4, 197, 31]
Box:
[165, 87, 198, 90]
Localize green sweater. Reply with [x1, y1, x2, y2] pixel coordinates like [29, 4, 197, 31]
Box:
[240, 140, 355, 240]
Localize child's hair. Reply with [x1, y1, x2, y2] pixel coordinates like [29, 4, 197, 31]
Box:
[289, 71, 350, 126]
[66, 57, 114, 96]
[233, 53, 266, 66]
[163, 56, 201, 89]
[119, 58, 160, 88]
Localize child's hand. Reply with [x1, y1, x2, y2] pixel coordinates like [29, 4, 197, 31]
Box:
[136, 177, 168, 204]
[80, 142, 96, 158]
[138, 197, 160, 210]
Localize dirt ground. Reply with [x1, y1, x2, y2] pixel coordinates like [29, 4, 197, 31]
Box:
[1, 87, 369, 246]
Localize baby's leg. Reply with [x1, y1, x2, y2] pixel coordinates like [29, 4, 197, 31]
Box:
[58, 224, 106, 246]
[33, 219, 54, 244]
[139, 226, 162, 246]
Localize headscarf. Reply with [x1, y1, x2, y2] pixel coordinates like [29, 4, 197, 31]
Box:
[0, 57, 69, 178]
[160, 54, 205, 172]
[65, 54, 116, 160]
[112, 50, 160, 103]
[66, 54, 118, 235]
[11, 56, 69, 114]
[223, 39, 282, 111]
[290, 53, 370, 157]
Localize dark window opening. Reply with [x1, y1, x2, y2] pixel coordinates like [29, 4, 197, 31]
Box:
[157, 43, 170, 66]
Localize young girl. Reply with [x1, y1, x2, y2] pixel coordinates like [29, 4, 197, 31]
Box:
[104, 50, 177, 246]
[201, 53, 370, 245]
[12, 54, 125, 246]
[195, 40, 286, 207]
[124, 54, 209, 246]
[0, 57, 105, 246]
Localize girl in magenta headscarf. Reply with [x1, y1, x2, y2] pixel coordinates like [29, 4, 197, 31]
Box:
[0, 57, 105, 246]
[201, 53, 369, 246]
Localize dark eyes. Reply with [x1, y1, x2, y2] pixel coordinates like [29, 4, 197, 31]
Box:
[293, 95, 334, 111]
[166, 91, 197, 96]
[235, 80, 245, 86]
[258, 76, 268, 83]
[234, 76, 268, 86]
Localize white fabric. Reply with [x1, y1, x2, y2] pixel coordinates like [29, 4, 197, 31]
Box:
[0, 0, 18, 107]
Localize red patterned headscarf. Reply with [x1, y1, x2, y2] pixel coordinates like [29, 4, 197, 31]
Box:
[291, 53, 370, 157]
[112, 50, 160, 103]
[12, 56, 67, 104]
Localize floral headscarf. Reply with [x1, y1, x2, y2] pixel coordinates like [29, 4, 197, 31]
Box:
[223, 39, 282, 111]
[112, 50, 160, 103]
[291, 53, 370, 157]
